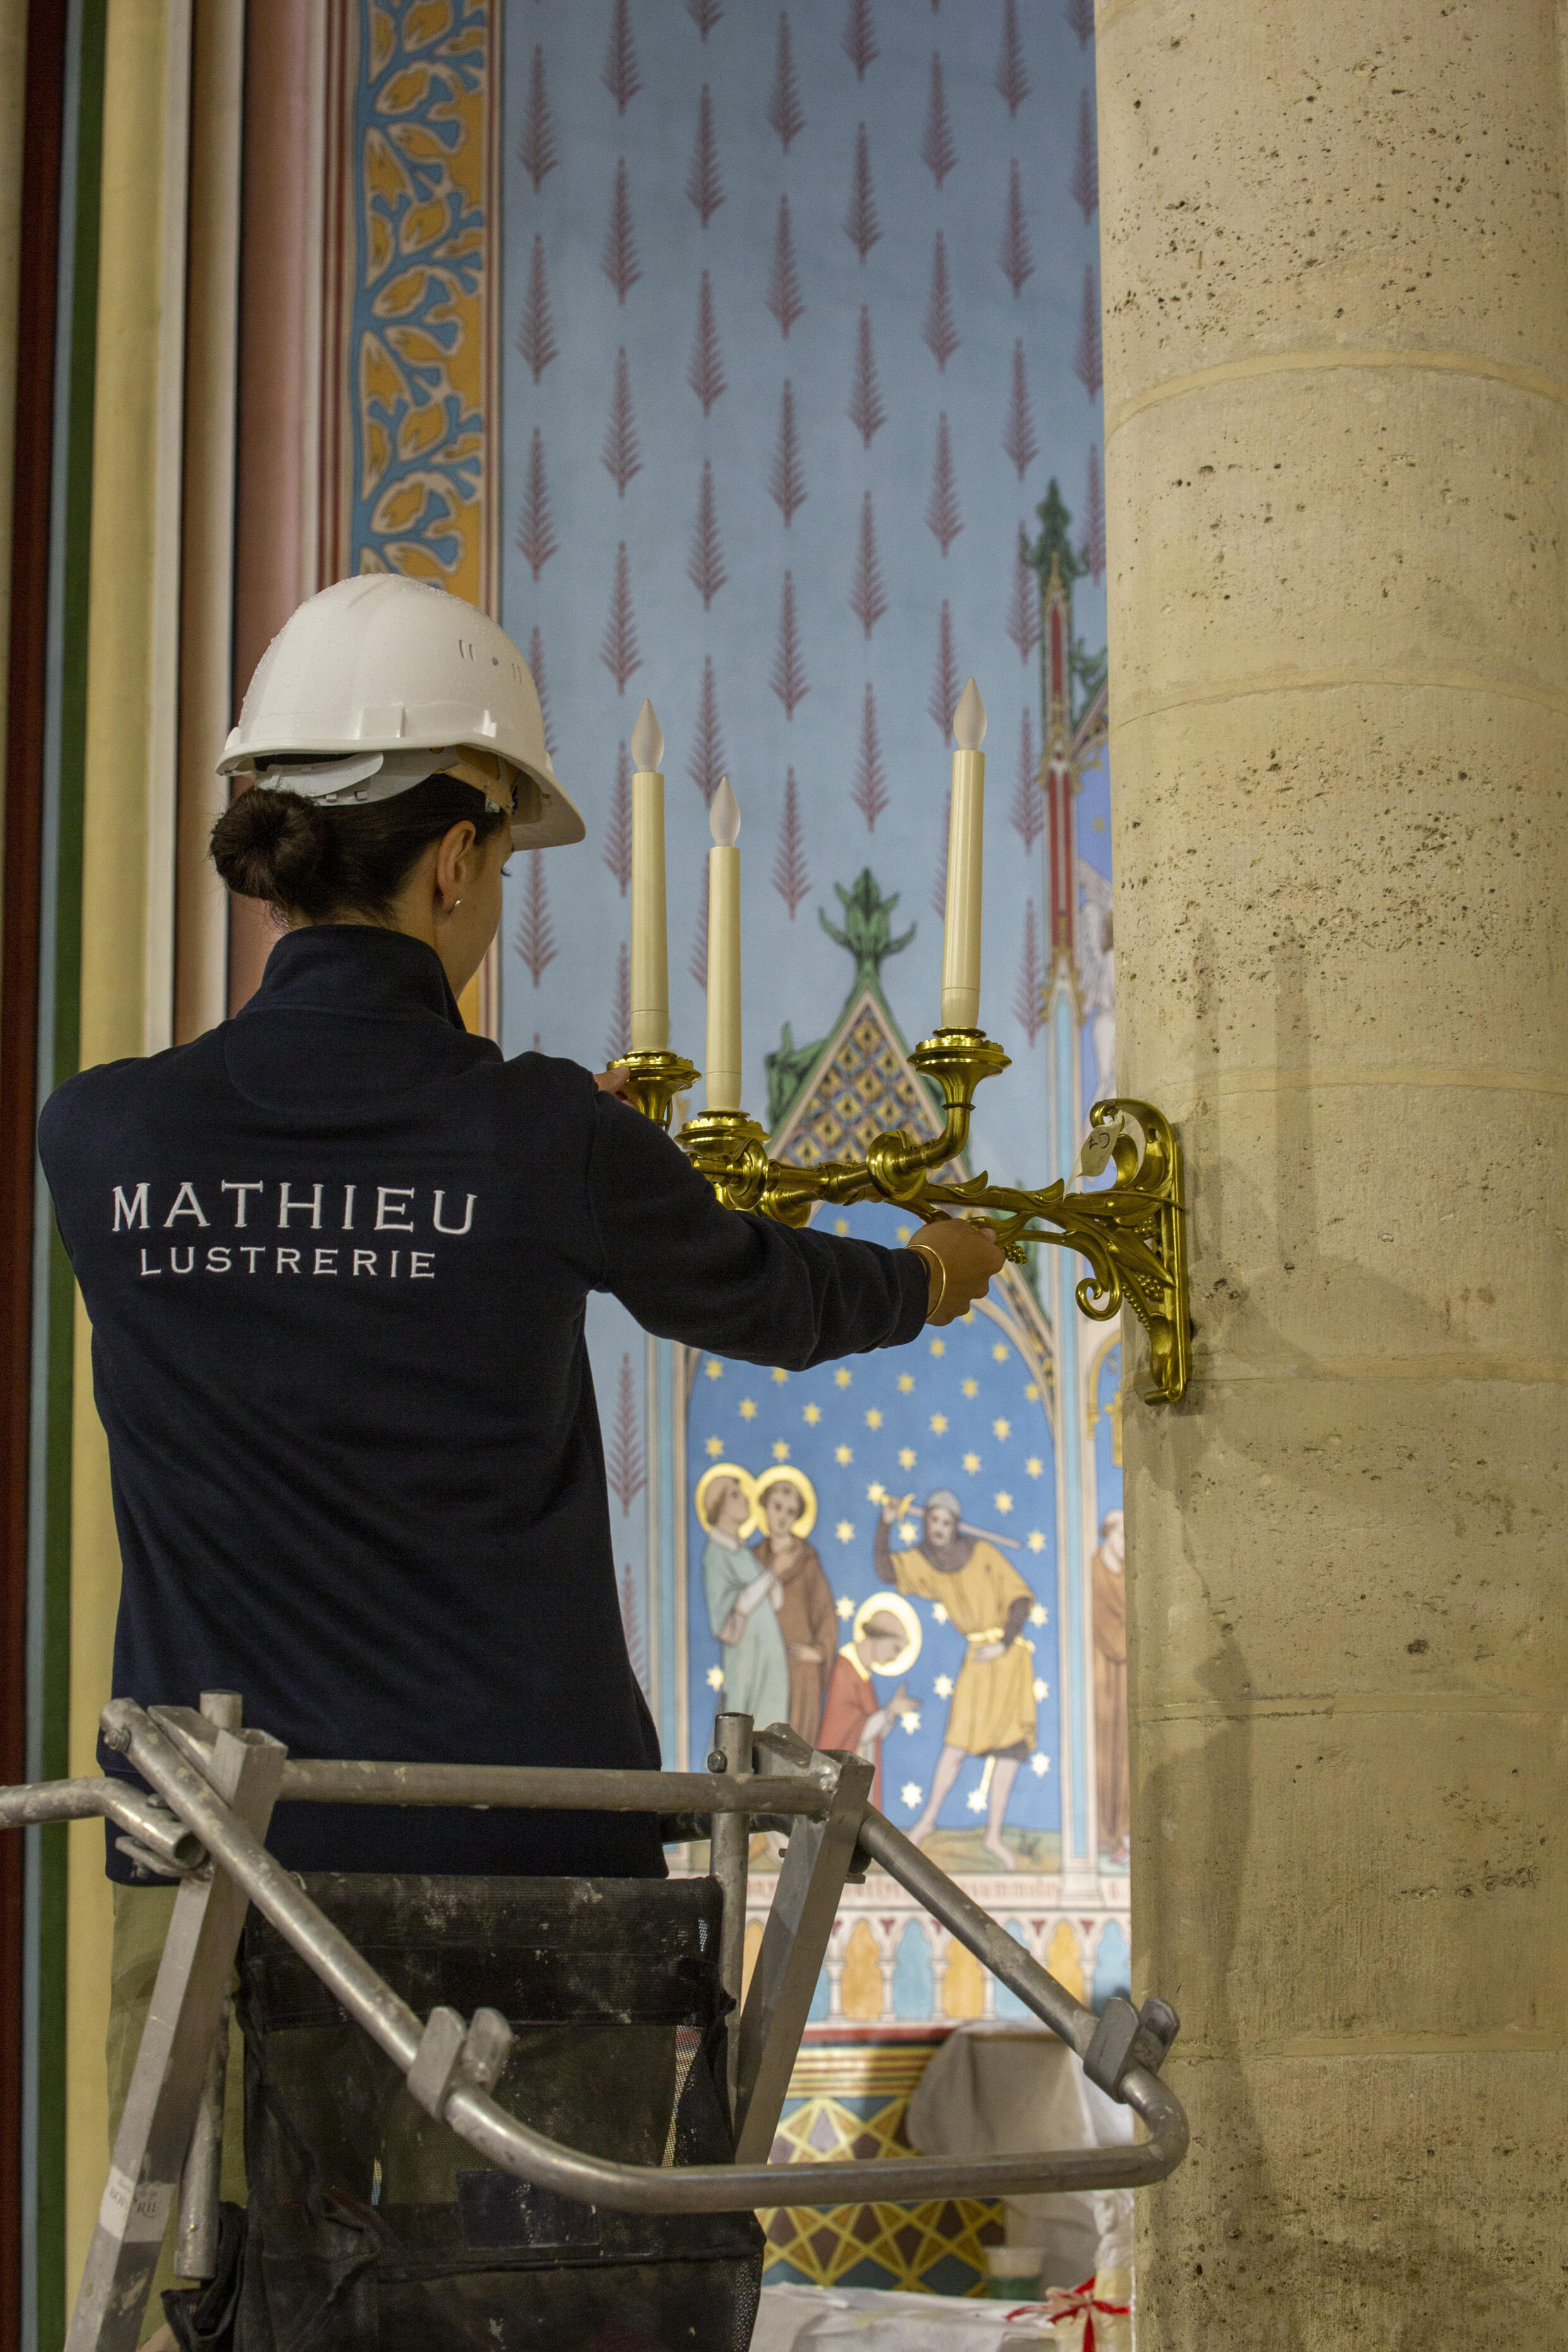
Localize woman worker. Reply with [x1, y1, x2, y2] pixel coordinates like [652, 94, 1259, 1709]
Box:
[37, 578, 1003, 2152]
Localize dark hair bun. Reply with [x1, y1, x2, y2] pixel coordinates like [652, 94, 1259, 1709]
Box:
[211, 787, 334, 914]
[209, 771, 508, 921]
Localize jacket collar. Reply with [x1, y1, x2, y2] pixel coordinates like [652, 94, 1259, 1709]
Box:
[243, 925, 467, 1031]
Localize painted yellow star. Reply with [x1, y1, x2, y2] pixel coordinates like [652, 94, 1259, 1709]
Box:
[933, 1674, 954, 1699]
[867, 1481, 886, 1503]
[992, 1342, 1008, 1363]
[1030, 1751, 1050, 1777]
[962, 1452, 981, 1473]
[773, 1440, 792, 1461]
[1027, 1531, 1046, 1553]
[835, 1519, 855, 1544]
[961, 1378, 979, 1399]
[929, 1412, 948, 1434]
[705, 1435, 723, 1457]
[833, 1217, 850, 1235]
[704, 1358, 723, 1380]
[993, 1418, 1011, 1440]
[771, 1366, 789, 1385]
[1029, 1602, 1048, 1627]
[994, 1491, 1014, 1514]
[898, 1447, 916, 1469]
[835, 1368, 852, 1388]
[738, 1397, 757, 1420]
[898, 1522, 918, 1543]
[900, 1710, 921, 1735]
[835, 1443, 853, 1465]
[1024, 1381, 1039, 1402]
[897, 1373, 915, 1393]
[896, 1225, 912, 1243]
[836, 1595, 855, 1619]
[1026, 1455, 1043, 1478]
[865, 1407, 883, 1429]
[900, 1782, 922, 1810]
[931, 1602, 949, 1624]
[1032, 1677, 1050, 1701]
[706, 1666, 724, 1689]
[804, 1402, 822, 1425]
[929, 1337, 945, 1357]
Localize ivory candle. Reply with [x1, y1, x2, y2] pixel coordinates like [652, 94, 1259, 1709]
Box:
[628, 699, 669, 1051]
[941, 677, 988, 1029]
[706, 776, 742, 1110]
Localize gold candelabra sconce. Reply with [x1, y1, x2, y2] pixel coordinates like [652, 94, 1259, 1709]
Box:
[618, 694, 1192, 1405]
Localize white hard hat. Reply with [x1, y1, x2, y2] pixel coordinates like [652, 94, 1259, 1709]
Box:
[218, 575, 584, 850]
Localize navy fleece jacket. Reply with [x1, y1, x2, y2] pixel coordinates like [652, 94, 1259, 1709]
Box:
[38, 926, 928, 1881]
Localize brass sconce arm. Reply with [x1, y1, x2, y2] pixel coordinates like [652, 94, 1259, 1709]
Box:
[670, 1030, 1191, 1404]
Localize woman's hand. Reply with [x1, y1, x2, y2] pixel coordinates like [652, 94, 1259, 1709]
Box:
[909, 1216, 1006, 1325]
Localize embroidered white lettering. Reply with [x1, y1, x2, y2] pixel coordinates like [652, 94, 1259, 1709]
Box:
[343, 1184, 356, 1231]
[278, 1183, 323, 1229]
[206, 1247, 231, 1273]
[138, 1249, 162, 1277]
[240, 1247, 264, 1272]
[431, 1190, 477, 1235]
[314, 1249, 338, 1275]
[114, 1184, 150, 1232]
[276, 1248, 301, 1273]
[163, 1182, 209, 1228]
[375, 1186, 415, 1232]
[352, 1249, 377, 1276]
[222, 1181, 263, 1227]
[410, 1251, 434, 1278]
[170, 1247, 196, 1273]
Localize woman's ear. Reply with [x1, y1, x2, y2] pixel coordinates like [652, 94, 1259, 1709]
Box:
[432, 820, 479, 913]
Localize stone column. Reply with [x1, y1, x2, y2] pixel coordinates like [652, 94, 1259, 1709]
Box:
[1098, 3, 1567, 2342]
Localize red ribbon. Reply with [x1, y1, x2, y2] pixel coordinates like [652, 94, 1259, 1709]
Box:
[1001, 2277, 1132, 2349]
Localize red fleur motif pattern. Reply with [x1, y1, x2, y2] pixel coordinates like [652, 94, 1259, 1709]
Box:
[852, 684, 889, 831]
[843, 123, 881, 263]
[687, 271, 726, 413]
[768, 13, 805, 151]
[924, 231, 958, 370]
[928, 601, 959, 742]
[686, 84, 724, 227]
[1003, 341, 1038, 481]
[601, 159, 641, 305]
[848, 493, 888, 639]
[1075, 264, 1103, 399]
[766, 195, 805, 338]
[773, 768, 811, 916]
[604, 742, 632, 895]
[689, 658, 725, 809]
[601, 346, 642, 497]
[517, 235, 557, 384]
[1014, 899, 1043, 1046]
[601, 0, 642, 116]
[516, 428, 556, 580]
[922, 51, 955, 186]
[1000, 161, 1034, 297]
[926, 413, 962, 556]
[515, 850, 557, 988]
[518, 47, 557, 192]
[847, 306, 885, 448]
[769, 382, 806, 527]
[687, 459, 728, 609]
[1010, 708, 1042, 852]
[771, 573, 808, 718]
[600, 542, 641, 694]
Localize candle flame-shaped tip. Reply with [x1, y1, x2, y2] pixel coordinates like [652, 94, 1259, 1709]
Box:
[953, 677, 987, 751]
[630, 698, 664, 772]
[710, 775, 740, 847]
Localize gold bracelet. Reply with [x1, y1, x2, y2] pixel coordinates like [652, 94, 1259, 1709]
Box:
[908, 1240, 948, 1320]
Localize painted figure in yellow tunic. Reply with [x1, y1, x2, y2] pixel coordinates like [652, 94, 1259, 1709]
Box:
[876, 1488, 1036, 1868]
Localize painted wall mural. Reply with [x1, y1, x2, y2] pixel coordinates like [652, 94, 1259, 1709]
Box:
[333, 0, 1124, 2286]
